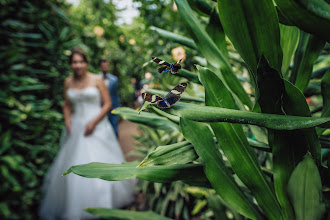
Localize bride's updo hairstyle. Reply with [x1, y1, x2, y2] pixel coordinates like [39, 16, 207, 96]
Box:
[69, 48, 89, 64]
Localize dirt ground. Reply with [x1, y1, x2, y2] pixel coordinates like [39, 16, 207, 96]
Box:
[118, 119, 139, 161]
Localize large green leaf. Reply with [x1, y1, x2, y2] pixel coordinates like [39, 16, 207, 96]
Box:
[149, 26, 197, 49]
[175, 0, 252, 109]
[112, 107, 178, 130]
[198, 66, 281, 220]
[287, 154, 326, 220]
[161, 102, 330, 130]
[180, 118, 263, 220]
[256, 56, 321, 219]
[85, 208, 173, 220]
[218, 0, 283, 77]
[274, 0, 330, 42]
[63, 161, 210, 187]
[280, 24, 299, 76]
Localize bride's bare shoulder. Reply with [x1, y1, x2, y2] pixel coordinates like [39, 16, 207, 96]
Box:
[64, 76, 73, 88]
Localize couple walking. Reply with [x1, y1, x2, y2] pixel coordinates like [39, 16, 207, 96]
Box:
[39, 48, 134, 220]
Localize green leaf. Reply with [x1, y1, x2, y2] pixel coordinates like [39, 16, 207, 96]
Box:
[138, 141, 198, 167]
[290, 31, 309, 83]
[280, 24, 300, 76]
[218, 0, 283, 77]
[175, 69, 201, 84]
[162, 102, 330, 130]
[112, 107, 178, 130]
[174, 0, 252, 109]
[205, 8, 229, 60]
[198, 66, 281, 220]
[256, 56, 321, 219]
[180, 118, 263, 220]
[293, 35, 325, 91]
[63, 161, 210, 187]
[188, 0, 213, 16]
[207, 193, 229, 220]
[274, 0, 330, 41]
[321, 69, 330, 117]
[317, 69, 330, 135]
[287, 153, 326, 220]
[85, 208, 173, 220]
[149, 26, 197, 49]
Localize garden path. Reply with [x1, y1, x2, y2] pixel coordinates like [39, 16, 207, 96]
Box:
[118, 119, 139, 161]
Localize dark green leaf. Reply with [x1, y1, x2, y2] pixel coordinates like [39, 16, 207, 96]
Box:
[180, 118, 263, 219]
[205, 8, 228, 60]
[218, 0, 283, 77]
[198, 66, 281, 219]
[274, 0, 330, 41]
[293, 35, 325, 91]
[163, 102, 330, 130]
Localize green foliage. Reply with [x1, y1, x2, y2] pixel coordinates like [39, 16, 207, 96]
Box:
[66, 0, 330, 219]
[0, 0, 75, 219]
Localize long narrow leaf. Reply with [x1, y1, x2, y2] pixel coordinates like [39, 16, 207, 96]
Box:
[198, 66, 281, 220]
[205, 8, 228, 60]
[218, 0, 283, 77]
[162, 102, 330, 130]
[180, 118, 263, 220]
[138, 141, 198, 167]
[150, 26, 197, 50]
[175, 0, 252, 109]
[293, 35, 325, 91]
[280, 24, 299, 76]
[274, 0, 330, 41]
[64, 161, 211, 187]
[112, 107, 178, 130]
[256, 56, 321, 219]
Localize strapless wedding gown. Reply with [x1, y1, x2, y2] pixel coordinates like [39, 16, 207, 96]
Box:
[39, 86, 134, 220]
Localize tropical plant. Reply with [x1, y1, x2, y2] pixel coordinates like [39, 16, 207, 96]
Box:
[0, 0, 76, 219]
[65, 0, 330, 219]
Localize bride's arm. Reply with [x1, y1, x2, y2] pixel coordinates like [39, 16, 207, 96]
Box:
[63, 78, 73, 133]
[84, 76, 112, 136]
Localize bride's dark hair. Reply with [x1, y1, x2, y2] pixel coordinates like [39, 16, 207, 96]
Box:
[69, 48, 89, 64]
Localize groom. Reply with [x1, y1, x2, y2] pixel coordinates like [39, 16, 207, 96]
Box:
[99, 59, 120, 138]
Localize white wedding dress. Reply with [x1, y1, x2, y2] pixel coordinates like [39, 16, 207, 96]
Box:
[39, 86, 134, 220]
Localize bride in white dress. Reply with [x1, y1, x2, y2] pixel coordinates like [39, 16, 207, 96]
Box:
[39, 48, 134, 220]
